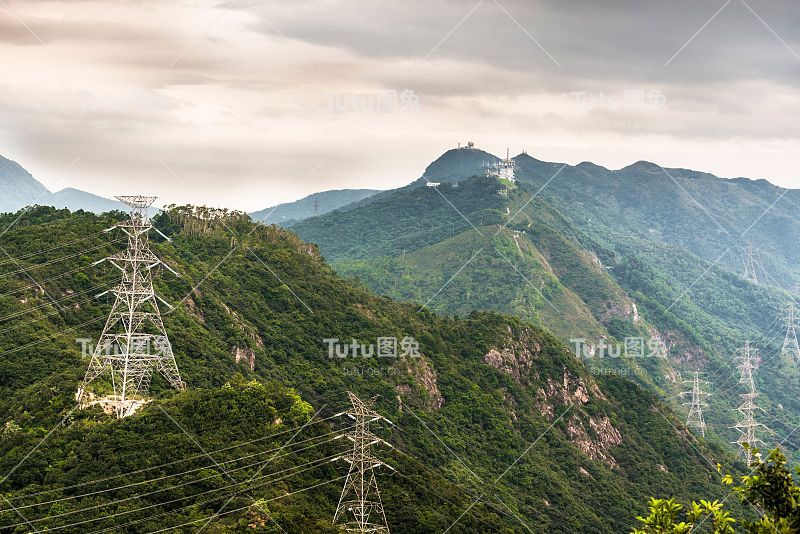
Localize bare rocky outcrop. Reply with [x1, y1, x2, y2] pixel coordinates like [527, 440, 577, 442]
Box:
[232, 346, 256, 371]
[482, 327, 622, 468]
[599, 296, 636, 323]
[481, 327, 542, 385]
[395, 357, 444, 410]
[566, 414, 622, 468]
[534, 366, 602, 420]
[185, 296, 205, 323]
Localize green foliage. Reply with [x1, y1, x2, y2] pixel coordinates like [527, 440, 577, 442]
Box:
[632, 497, 734, 534]
[0, 206, 744, 532]
[634, 447, 800, 533]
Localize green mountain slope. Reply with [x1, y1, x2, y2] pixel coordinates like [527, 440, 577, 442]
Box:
[0, 206, 744, 532]
[292, 175, 645, 346]
[290, 149, 800, 465]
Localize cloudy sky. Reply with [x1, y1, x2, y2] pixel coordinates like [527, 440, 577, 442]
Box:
[1, 0, 799, 211]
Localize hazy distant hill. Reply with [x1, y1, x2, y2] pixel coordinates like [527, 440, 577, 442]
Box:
[0, 155, 50, 213]
[0, 154, 128, 214]
[48, 187, 129, 213]
[251, 188, 381, 226]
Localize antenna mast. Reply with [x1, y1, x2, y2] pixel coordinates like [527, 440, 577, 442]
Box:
[76, 195, 184, 418]
[334, 392, 394, 533]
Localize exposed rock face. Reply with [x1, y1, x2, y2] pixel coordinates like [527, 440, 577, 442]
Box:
[395, 357, 444, 409]
[599, 296, 636, 323]
[534, 367, 601, 419]
[481, 328, 542, 385]
[658, 328, 706, 366]
[503, 390, 518, 421]
[566, 414, 622, 468]
[482, 327, 622, 468]
[185, 296, 205, 323]
[232, 346, 256, 371]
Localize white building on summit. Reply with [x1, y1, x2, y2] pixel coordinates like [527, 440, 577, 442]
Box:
[488, 148, 515, 183]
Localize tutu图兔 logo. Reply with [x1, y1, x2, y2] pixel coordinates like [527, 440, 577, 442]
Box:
[323, 336, 420, 359]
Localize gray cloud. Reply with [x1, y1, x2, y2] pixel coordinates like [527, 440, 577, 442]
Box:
[0, 0, 799, 211]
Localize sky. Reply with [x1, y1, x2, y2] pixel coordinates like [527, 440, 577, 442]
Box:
[1, 0, 800, 211]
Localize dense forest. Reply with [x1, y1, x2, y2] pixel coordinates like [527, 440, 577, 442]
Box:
[0, 205, 748, 532]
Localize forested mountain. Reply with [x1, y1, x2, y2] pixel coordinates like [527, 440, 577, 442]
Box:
[0, 206, 744, 532]
[291, 148, 800, 465]
[250, 189, 381, 227]
[0, 154, 129, 214]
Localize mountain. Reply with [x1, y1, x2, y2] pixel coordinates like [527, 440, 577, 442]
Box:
[251, 189, 381, 226]
[290, 148, 800, 465]
[0, 155, 49, 213]
[0, 206, 744, 532]
[48, 187, 129, 213]
[416, 146, 498, 185]
[0, 155, 130, 214]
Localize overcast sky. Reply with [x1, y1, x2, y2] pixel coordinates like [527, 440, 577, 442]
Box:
[1, 0, 799, 211]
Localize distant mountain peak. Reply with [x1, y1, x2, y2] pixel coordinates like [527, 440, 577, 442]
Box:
[0, 154, 131, 214]
[419, 146, 499, 185]
[0, 154, 50, 213]
[619, 160, 663, 173]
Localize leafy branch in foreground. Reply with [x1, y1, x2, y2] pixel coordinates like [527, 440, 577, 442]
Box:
[633, 446, 800, 533]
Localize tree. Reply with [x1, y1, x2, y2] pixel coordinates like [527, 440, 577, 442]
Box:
[633, 446, 800, 533]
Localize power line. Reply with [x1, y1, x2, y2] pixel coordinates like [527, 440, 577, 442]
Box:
[136, 475, 347, 534]
[0, 280, 119, 323]
[0, 239, 125, 280]
[0, 266, 118, 300]
[0, 429, 349, 514]
[4, 454, 340, 532]
[2, 449, 343, 527]
[0, 232, 115, 267]
[1, 413, 345, 501]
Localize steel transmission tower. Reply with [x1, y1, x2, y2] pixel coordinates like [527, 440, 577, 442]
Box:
[731, 341, 766, 464]
[334, 392, 394, 533]
[742, 244, 759, 284]
[313, 198, 320, 217]
[76, 196, 184, 418]
[682, 371, 710, 437]
[782, 303, 800, 362]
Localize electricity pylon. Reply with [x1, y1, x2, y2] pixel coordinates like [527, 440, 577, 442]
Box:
[731, 341, 766, 464]
[742, 243, 759, 284]
[334, 392, 394, 533]
[682, 371, 710, 437]
[76, 196, 184, 418]
[313, 198, 320, 217]
[782, 303, 800, 363]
